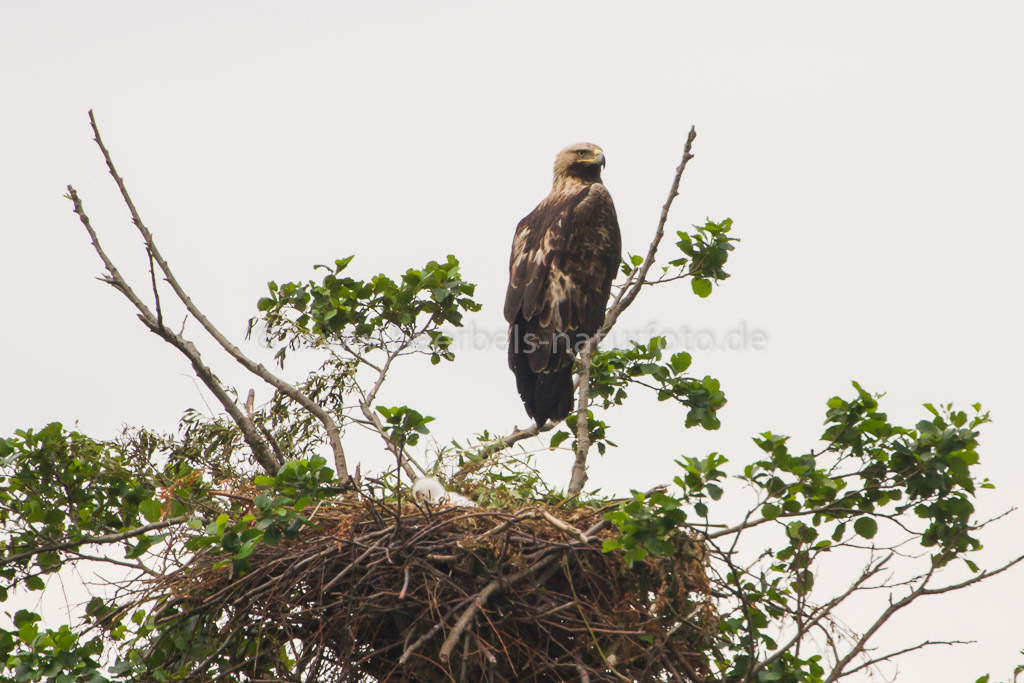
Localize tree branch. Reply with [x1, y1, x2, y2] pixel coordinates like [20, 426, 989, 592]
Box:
[86, 110, 350, 479]
[826, 551, 1024, 682]
[750, 553, 893, 679]
[67, 185, 279, 474]
[842, 640, 974, 678]
[566, 127, 697, 490]
[1, 516, 189, 567]
[590, 125, 697, 353]
[568, 344, 593, 495]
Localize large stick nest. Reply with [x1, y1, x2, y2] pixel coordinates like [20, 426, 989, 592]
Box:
[157, 498, 716, 682]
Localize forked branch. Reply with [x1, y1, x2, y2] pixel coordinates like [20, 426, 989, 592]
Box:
[595, 125, 697, 348]
[569, 126, 698, 490]
[84, 110, 350, 479]
[67, 186, 280, 474]
[825, 551, 1024, 682]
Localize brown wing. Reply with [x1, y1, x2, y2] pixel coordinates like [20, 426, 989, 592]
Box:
[505, 184, 621, 425]
[504, 187, 588, 324]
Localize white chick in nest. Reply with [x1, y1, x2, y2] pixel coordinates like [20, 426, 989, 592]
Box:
[411, 477, 476, 507]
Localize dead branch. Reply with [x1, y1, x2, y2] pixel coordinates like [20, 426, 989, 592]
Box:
[842, 640, 975, 678]
[86, 110, 350, 479]
[825, 551, 1024, 682]
[67, 186, 279, 473]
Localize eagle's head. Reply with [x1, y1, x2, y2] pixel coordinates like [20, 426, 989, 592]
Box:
[553, 142, 606, 186]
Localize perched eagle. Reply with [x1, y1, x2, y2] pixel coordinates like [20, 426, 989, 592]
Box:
[504, 142, 621, 427]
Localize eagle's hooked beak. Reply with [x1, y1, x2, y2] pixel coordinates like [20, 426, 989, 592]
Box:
[595, 149, 606, 167]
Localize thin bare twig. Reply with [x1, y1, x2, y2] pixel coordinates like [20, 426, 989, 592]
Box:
[750, 553, 893, 679]
[842, 640, 974, 678]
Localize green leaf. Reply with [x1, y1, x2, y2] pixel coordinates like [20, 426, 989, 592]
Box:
[602, 538, 622, 552]
[19, 621, 39, 644]
[853, 517, 878, 539]
[691, 278, 712, 298]
[549, 431, 571, 449]
[669, 352, 692, 374]
[235, 540, 257, 560]
[263, 525, 283, 546]
[139, 498, 163, 523]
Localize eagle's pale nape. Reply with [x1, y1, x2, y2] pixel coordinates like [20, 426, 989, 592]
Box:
[503, 143, 622, 427]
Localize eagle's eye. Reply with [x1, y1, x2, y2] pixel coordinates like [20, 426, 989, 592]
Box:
[576, 150, 588, 157]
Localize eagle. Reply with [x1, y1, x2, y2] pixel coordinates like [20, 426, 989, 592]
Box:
[504, 142, 621, 427]
[411, 477, 477, 507]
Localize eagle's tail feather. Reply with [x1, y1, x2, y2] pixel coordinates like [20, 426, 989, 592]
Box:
[509, 315, 575, 427]
[530, 368, 574, 427]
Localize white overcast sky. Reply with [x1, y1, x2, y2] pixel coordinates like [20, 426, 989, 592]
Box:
[2, 2, 1023, 681]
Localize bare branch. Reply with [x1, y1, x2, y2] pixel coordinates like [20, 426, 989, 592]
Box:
[568, 344, 594, 495]
[826, 551, 1024, 682]
[147, 247, 163, 329]
[751, 553, 893, 679]
[65, 549, 162, 578]
[1, 516, 189, 567]
[843, 640, 975, 678]
[246, 388, 286, 466]
[467, 422, 555, 464]
[67, 185, 279, 473]
[340, 340, 424, 479]
[589, 125, 697, 353]
[86, 110, 350, 479]
[564, 128, 697, 491]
